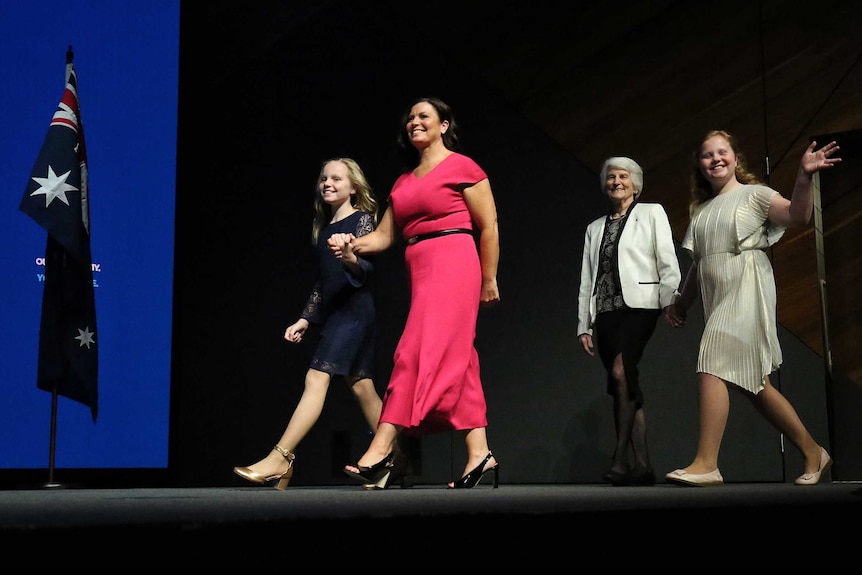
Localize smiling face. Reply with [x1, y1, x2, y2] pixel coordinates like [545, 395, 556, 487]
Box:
[605, 166, 637, 209]
[405, 101, 449, 149]
[318, 160, 355, 208]
[698, 134, 738, 192]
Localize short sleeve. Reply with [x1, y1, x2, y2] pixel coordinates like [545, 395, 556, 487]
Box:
[738, 185, 785, 247]
[681, 204, 700, 254]
[454, 154, 488, 186]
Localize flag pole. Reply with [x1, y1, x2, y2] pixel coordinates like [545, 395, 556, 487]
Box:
[42, 44, 76, 488]
[43, 384, 63, 488]
[39, 46, 79, 490]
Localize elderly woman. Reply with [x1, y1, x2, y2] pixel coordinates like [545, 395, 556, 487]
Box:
[577, 157, 681, 486]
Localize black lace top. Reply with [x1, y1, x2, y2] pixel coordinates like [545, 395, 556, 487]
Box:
[595, 213, 628, 314]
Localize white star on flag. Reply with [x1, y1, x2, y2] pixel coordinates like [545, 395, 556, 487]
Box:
[75, 326, 95, 349]
[30, 164, 79, 207]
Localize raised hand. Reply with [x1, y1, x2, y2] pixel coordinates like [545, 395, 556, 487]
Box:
[802, 140, 841, 175]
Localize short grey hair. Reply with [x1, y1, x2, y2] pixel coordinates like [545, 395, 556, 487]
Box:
[600, 156, 644, 199]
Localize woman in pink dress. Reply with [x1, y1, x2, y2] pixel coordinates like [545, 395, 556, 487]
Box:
[329, 96, 501, 488]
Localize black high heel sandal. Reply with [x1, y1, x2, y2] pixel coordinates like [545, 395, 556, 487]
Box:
[362, 449, 415, 490]
[449, 451, 499, 489]
[343, 453, 394, 488]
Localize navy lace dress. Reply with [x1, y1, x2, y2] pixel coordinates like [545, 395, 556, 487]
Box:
[300, 211, 376, 379]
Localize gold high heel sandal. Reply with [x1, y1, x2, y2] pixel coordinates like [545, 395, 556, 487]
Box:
[233, 445, 296, 490]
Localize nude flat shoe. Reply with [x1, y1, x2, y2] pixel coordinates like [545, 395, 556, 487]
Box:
[665, 468, 724, 486]
[795, 447, 832, 486]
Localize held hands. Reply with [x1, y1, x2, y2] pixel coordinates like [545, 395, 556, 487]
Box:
[802, 140, 841, 175]
[664, 303, 686, 328]
[328, 233, 357, 263]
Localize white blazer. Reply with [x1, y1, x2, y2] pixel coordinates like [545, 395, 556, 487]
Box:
[577, 202, 681, 336]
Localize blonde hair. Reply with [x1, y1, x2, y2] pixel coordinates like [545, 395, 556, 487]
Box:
[311, 158, 379, 243]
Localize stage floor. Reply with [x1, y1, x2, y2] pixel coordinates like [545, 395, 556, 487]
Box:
[3, 481, 861, 556]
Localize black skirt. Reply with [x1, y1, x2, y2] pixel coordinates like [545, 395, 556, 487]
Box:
[593, 307, 661, 406]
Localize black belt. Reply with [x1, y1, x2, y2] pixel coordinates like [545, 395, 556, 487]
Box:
[406, 228, 473, 245]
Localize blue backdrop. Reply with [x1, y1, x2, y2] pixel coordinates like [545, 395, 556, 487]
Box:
[0, 1, 179, 468]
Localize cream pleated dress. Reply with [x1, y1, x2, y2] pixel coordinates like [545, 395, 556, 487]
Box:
[682, 184, 786, 394]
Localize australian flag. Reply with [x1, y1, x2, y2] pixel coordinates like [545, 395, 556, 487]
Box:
[19, 47, 98, 422]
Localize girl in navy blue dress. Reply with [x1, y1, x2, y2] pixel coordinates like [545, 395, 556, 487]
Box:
[233, 158, 385, 489]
